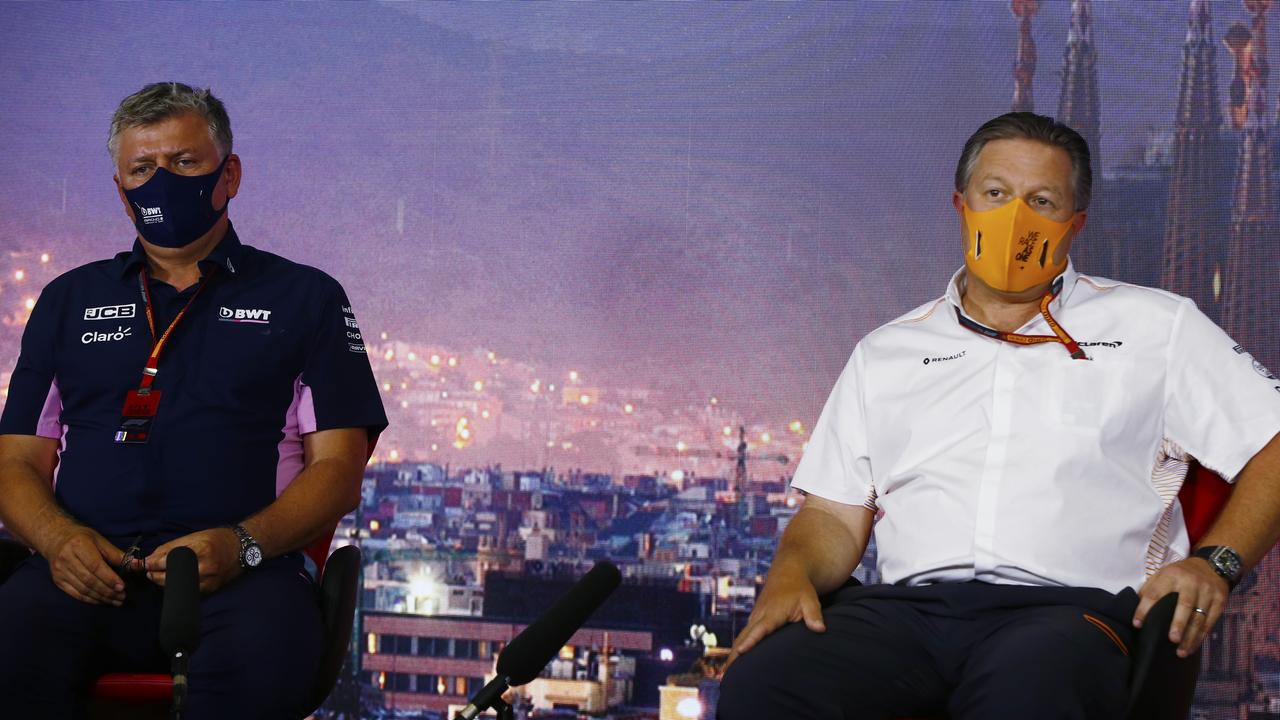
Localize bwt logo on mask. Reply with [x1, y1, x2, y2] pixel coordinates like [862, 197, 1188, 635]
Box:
[84, 304, 136, 321]
[134, 204, 164, 225]
[218, 306, 272, 324]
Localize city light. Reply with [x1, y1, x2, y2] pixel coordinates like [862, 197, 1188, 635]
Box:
[710, 396, 718, 405]
[382, 382, 391, 392]
[380, 332, 388, 341]
[473, 380, 484, 392]
[384, 349, 395, 361]
[659, 648, 675, 662]
[24, 298, 35, 311]
[624, 403, 634, 414]
[430, 354, 441, 366]
[367, 633, 377, 654]
[369, 520, 381, 532]
[789, 420, 805, 434]
[530, 379, 542, 393]
[389, 449, 400, 461]
[675, 441, 688, 453]
[569, 370, 579, 382]
[671, 470, 686, 483]
[447, 357, 458, 367]
[761, 432, 771, 443]
[676, 698, 702, 718]
[14, 270, 24, 281]
[408, 352, 416, 361]
[40, 253, 49, 264]
[400, 382, 408, 390]
[579, 394, 592, 406]
[487, 350, 497, 362]
[400, 400, 409, 409]
[481, 409, 491, 419]
[723, 425, 733, 436]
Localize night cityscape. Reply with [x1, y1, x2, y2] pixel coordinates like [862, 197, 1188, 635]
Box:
[3, 1, 1280, 718]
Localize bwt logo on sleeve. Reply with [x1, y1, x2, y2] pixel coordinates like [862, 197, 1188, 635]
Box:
[218, 306, 273, 324]
[84, 304, 136, 321]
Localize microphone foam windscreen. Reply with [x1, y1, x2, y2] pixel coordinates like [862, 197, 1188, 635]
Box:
[159, 546, 201, 656]
[497, 561, 622, 685]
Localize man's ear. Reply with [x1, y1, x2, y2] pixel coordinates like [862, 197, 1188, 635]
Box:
[221, 153, 242, 201]
[952, 191, 965, 214]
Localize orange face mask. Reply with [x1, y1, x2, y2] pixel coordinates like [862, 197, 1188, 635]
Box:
[961, 198, 1076, 293]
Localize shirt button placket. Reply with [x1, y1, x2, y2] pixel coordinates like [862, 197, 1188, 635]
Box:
[973, 342, 1015, 581]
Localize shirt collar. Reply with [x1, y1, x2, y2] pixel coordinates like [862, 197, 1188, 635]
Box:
[945, 257, 1081, 317]
[115, 222, 246, 280]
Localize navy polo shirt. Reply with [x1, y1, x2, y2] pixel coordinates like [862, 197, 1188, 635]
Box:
[0, 223, 387, 542]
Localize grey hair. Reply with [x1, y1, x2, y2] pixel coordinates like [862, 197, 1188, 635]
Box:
[954, 112, 1092, 211]
[107, 82, 232, 162]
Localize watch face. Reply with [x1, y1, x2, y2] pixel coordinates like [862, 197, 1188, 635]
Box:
[1213, 548, 1242, 577]
[244, 545, 263, 568]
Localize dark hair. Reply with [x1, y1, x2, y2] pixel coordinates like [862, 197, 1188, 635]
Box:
[108, 82, 232, 161]
[955, 112, 1092, 210]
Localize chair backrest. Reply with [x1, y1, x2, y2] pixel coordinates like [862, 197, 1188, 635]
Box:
[1177, 459, 1232, 547]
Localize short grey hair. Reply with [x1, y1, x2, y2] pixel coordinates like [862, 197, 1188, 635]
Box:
[107, 82, 233, 162]
[954, 112, 1093, 211]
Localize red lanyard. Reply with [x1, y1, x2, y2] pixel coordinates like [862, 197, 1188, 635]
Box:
[135, 267, 216, 392]
[955, 292, 1088, 360]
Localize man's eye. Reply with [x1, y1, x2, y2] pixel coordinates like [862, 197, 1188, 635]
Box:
[986, 189, 1001, 197]
[132, 166, 151, 175]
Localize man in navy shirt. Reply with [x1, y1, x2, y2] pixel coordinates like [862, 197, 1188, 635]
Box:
[0, 83, 387, 718]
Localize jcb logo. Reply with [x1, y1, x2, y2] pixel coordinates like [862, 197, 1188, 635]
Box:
[84, 304, 136, 321]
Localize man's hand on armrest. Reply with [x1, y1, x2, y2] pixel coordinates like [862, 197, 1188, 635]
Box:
[726, 494, 874, 670]
[0, 434, 126, 605]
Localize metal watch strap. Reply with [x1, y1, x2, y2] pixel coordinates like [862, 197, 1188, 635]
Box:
[232, 524, 259, 569]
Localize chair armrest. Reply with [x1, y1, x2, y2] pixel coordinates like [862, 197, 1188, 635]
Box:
[0, 538, 33, 585]
[1126, 591, 1201, 720]
[305, 544, 361, 714]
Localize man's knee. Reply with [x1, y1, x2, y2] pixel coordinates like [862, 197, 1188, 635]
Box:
[187, 566, 323, 719]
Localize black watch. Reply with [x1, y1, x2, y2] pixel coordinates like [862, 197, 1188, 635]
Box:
[1192, 545, 1244, 590]
[232, 524, 263, 570]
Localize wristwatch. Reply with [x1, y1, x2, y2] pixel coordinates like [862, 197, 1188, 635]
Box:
[1192, 545, 1244, 590]
[232, 524, 263, 570]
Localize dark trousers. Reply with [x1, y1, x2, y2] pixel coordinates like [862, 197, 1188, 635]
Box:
[718, 581, 1140, 720]
[0, 552, 323, 719]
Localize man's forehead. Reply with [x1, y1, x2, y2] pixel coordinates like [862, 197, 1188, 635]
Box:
[117, 114, 215, 157]
[972, 139, 1072, 189]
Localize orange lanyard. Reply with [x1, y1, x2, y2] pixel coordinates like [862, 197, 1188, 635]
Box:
[955, 292, 1089, 360]
[135, 267, 216, 392]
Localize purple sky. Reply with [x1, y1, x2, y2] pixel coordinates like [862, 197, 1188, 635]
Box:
[0, 2, 1236, 423]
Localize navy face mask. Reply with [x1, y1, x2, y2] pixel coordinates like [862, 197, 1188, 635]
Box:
[123, 155, 230, 249]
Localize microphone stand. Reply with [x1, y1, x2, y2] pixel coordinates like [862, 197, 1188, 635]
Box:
[171, 649, 189, 720]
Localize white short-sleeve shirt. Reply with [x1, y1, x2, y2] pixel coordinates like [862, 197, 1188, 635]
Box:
[791, 260, 1280, 593]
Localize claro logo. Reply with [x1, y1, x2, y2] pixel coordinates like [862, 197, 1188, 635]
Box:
[82, 326, 133, 344]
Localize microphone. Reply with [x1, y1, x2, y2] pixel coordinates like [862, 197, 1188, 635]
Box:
[456, 561, 622, 720]
[159, 546, 200, 720]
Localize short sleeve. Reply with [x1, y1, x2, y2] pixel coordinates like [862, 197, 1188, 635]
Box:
[789, 343, 876, 509]
[0, 283, 64, 439]
[1164, 299, 1280, 481]
[297, 276, 388, 441]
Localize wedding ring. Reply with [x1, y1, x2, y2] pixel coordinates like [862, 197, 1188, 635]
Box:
[1193, 607, 1207, 616]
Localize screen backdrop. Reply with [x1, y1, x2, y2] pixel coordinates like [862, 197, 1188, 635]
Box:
[1, 2, 1278, 718]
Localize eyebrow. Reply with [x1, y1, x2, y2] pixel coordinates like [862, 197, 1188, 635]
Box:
[126, 147, 200, 165]
[977, 174, 1065, 197]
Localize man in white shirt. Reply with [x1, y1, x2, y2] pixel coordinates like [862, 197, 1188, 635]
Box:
[718, 112, 1280, 719]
